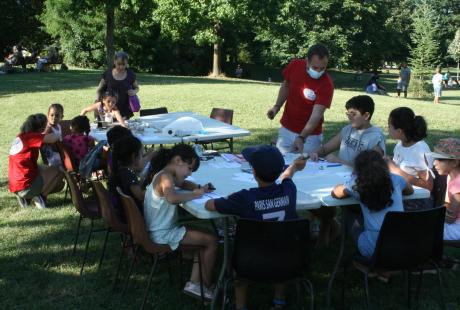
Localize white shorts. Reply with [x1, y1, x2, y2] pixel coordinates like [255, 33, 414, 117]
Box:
[276, 126, 322, 155]
[444, 221, 460, 240]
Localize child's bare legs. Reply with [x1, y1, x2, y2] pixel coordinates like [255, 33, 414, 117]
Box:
[235, 279, 248, 309]
[181, 228, 217, 287]
[40, 166, 64, 197]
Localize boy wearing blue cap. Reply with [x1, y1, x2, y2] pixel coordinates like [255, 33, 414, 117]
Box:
[205, 145, 306, 310]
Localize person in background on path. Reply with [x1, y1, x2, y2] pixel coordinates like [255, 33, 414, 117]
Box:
[432, 67, 443, 104]
[332, 150, 413, 258]
[267, 44, 334, 155]
[427, 138, 460, 240]
[81, 91, 126, 127]
[309, 95, 386, 246]
[235, 64, 243, 78]
[95, 51, 139, 119]
[63, 115, 95, 167]
[205, 145, 307, 310]
[386, 107, 433, 211]
[443, 70, 450, 88]
[144, 144, 217, 300]
[9, 114, 64, 209]
[397, 62, 411, 98]
[41, 103, 64, 166]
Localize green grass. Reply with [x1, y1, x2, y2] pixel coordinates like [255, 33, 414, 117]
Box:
[1, 69, 460, 309]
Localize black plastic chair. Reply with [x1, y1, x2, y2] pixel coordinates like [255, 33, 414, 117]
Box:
[345, 207, 446, 309]
[197, 108, 234, 153]
[222, 218, 314, 309]
[139, 107, 168, 116]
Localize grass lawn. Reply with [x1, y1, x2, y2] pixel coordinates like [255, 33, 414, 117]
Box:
[1, 69, 460, 309]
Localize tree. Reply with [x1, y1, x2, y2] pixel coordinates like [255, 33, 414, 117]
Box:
[408, 0, 440, 98]
[154, 0, 249, 76]
[448, 29, 460, 81]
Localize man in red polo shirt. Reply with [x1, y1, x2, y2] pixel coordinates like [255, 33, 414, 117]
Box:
[267, 44, 334, 154]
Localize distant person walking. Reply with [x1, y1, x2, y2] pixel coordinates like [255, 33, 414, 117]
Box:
[266, 44, 334, 154]
[432, 67, 443, 104]
[95, 51, 139, 119]
[397, 62, 411, 98]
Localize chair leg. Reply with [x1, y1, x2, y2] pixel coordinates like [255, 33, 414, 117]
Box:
[301, 279, 315, 310]
[112, 234, 127, 291]
[73, 215, 83, 255]
[432, 262, 446, 310]
[197, 251, 206, 308]
[364, 273, 370, 309]
[80, 219, 94, 276]
[415, 270, 423, 309]
[221, 277, 232, 310]
[229, 138, 233, 153]
[141, 255, 159, 310]
[98, 229, 110, 270]
[407, 270, 412, 308]
[123, 245, 139, 294]
[342, 263, 348, 308]
[166, 255, 173, 285]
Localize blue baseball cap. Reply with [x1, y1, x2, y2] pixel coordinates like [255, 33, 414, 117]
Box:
[242, 145, 285, 180]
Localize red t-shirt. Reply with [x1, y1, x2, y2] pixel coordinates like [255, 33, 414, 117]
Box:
[280, 59, 334, 134]
[8, 132, 44, 192]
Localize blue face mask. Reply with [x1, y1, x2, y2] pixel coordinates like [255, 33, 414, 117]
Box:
[308, 67, 325, 79]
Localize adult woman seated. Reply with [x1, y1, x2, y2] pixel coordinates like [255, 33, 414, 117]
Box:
[8, 114, 65, 208]
[95, 51, 139, 120]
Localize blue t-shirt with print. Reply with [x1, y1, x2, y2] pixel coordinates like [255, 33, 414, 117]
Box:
[214, 178, 298, 221]
[345, 173, 407, 258]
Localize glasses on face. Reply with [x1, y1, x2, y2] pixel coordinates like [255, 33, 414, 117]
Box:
[345, 111, 359, 118]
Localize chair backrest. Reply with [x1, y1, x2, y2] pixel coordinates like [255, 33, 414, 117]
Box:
[232, 218, 310, 282]
[210, 108, 233, 125]
[372, 207, 445, 270]
[63, 170, 96, 217]
[91, 180, 127, 232]
[56, 142, 77, 172]
[432, 167, 447, 208]
[139, 107, 168, 116]
[116, 187, 171, 254]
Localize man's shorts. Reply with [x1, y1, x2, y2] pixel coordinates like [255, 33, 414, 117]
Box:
[16, 174, 44, 199]
[276, 126, 322, 155]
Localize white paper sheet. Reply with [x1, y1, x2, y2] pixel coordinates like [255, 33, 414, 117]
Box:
[191, 192, 223, 204]
[208, 161, 241, 169]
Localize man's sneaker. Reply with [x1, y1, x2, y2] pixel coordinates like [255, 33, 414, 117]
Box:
[15, 195, 29, 208]
[183, 281, 213, 300]
[31, 195, 46, 209]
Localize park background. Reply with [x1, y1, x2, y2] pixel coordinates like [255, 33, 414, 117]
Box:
[1, 0, 460, 309]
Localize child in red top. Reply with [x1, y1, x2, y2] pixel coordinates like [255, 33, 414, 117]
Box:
[9, 114, 64, 208]
[63, 115, 95, 167]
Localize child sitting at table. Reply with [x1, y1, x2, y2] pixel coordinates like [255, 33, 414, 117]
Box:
[386, 107, 433, 211]
[144, 143, 217, 300]
[205, 145, 307, 310]
[80, 91, 126, 127]
[63, 115, 95, 167]
[331, 150, 413, 258]
[109, 135, 145, 222]
[41, 103, 64, 166]
[309, 95, 386, 246]
[426, 138, 460, 240]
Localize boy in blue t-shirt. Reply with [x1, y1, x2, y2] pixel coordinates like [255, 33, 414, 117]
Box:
[205, 145, 306, 310]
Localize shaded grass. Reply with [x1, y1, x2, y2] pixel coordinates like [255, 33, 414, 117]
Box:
[1, 69, 460, 309]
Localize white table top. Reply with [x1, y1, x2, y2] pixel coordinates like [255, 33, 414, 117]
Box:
[90, 111, 250, 145]
[180, 154, 431, 219]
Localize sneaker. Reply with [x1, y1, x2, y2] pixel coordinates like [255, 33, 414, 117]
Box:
[183, 281, 213, 300]
[15, 195, 29, 208]
[31, 195, 46, 209]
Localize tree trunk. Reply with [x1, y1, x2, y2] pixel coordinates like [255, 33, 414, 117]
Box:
[211, 42, 221, 76]
[105, 1, 115, 69]
[457, 59, 459, 81]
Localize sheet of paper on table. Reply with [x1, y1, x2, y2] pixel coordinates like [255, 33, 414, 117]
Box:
[208, 161, 241, 169]
[191, 192, 223, 204]
[232, 172, 257, 184]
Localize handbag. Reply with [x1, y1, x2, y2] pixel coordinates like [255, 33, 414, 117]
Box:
[129, 94, 141, 112]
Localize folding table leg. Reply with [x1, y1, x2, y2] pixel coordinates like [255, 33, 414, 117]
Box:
[211, 217, 230, 310]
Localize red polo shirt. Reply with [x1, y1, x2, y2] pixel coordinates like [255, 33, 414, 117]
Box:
[8, 132, 44, 193]
[280, 59, 334, 134]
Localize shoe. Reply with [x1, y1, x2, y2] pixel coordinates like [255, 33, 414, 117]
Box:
[31, 195, 46, 209]
[183, 281, 213, 300]
[15, 195, 29, 208]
